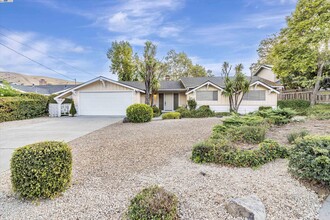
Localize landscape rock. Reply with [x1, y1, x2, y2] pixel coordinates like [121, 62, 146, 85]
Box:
[225, 195, 266, 220]
[319, 195, 330, 220]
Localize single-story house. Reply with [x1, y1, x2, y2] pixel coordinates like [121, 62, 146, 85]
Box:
[54, 75, 280, 116]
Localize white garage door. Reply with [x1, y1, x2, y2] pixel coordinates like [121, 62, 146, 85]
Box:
[79, 91, 133, 116]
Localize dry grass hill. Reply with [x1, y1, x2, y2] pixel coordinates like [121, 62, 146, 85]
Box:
[0, 72, 76, 85]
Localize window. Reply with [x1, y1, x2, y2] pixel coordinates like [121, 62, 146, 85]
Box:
[243, 90, 266, 101]
[196, 91, 218, 101]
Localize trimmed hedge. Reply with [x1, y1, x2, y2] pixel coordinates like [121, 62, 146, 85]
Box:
[126, 104, 153, 123]
[192, 139, 288, 167]
[289, 136, 330, 186]
[162, 112, 180, 120]
[0, 93, 49, 122]
[11, 141, 72, 199]
[127, 186, 179, 220]
[278, 99, 310, 110]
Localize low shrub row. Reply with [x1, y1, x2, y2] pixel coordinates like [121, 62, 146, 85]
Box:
[162, 112, 180, 120]
[278, 99, 310, 114]
[307, 104, 330, 120]
[289, 136, 330, 186]
[192, 139, 288, 167]
[176, 105, 215, 118]
[0, 93, 49, 122]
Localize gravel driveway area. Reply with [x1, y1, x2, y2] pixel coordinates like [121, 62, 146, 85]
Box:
[0, 118, 321, 219]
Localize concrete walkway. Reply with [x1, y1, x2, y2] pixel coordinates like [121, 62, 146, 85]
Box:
[0, 116, 122, 173]
[320, 195, 330, 220]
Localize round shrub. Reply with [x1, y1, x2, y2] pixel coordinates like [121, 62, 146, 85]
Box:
[127, 186, 179, 220]
[126, 104, 153, 123]
[11, 141, 72, 199]
[289, 136, 330, 186]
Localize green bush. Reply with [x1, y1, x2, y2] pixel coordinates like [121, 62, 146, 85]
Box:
[175, 106, 191, 118]
[258, 106, 273, 111]
[192, 139, 288, 167]
[10, 141, 72, 199]
[256, 108, 296, 125]
[126, 104, 153, 123]
[152, 105, 161, 117]
[214, 112, 231, 117]
[127, 186, 179, 220]
[307, 104, 330, 120]
[0, 81, 20, 97]
[289, 136, 330, 186]
[287, 130, 309, 144]
[175, 105, 215, 118]
[69, 100, 77, 117]
[278, 100, 310, 114]
[187, 99, 197, 110]
[0, 94, 49, 122]
[222, 115, 265, 127]
[162, 112, 180, 120]
[212, 125, 266, 144]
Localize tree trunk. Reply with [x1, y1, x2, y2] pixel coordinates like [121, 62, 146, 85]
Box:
[145, 80, 151, 105]
[311, 61, 324, 106]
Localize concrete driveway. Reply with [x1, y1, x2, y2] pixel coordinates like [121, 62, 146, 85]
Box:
[0, 116, 122, 173]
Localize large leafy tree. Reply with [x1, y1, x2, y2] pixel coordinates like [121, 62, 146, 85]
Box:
[250, 34, 278, 73]
[107, 41, 137, 81]
[164, 50, 212, 80]
[221, 62, 250, 113]
[270, 0, 330, 105]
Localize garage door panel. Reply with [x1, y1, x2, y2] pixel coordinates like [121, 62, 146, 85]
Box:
[79, 92, 133, 116]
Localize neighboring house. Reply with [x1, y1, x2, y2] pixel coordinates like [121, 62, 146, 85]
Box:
[54, 75, 280, 116]
[253, 65, 283, 90]
[10, 84, 77, 95]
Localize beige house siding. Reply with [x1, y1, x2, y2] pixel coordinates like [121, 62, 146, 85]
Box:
[141, 92, 187, 108]
[62, 80, 142, 114]
[256, 68, 278, 82]
[187, 84, 277, 113]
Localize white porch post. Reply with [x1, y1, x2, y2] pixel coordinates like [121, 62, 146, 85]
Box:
[55, 98, 65, 117]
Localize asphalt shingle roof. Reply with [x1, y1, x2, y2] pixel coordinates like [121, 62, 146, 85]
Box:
[11, 84, 77, 95]
[120, 80, 185, 91]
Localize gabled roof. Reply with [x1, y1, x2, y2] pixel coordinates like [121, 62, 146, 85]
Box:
[55, 76, 145, 99]
[253, 64, 273, 76]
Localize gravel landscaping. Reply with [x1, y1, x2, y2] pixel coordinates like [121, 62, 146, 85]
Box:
[0, 118, 324, 219]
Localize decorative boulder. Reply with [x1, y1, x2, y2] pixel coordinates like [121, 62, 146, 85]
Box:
[225, 195, 266, 220]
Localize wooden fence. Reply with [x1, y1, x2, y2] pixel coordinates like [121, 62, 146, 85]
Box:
[278, 90, 330, 103]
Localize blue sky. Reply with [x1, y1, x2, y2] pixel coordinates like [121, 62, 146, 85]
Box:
[0, 0, 297, 82]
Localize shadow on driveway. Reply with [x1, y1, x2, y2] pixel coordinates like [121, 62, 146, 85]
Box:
[0, 116, 122, 173]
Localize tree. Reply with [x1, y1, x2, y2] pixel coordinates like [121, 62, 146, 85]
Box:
[221, 62, 250, 113]
[69, 100, 77, 117]
[163, 50, 212, 80]
[269, 0, 330, 105]
[138, 41, 158, 105]
[250, 34, 278, 73]
[107, 41, 137, 81]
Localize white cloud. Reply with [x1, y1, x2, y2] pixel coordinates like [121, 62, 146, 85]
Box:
[0, 30, 94, 80]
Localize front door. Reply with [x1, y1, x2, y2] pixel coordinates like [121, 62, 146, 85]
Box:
[164, 94, 173, 111]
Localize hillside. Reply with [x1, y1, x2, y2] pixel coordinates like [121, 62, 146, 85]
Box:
[0, 72, 77, 85]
